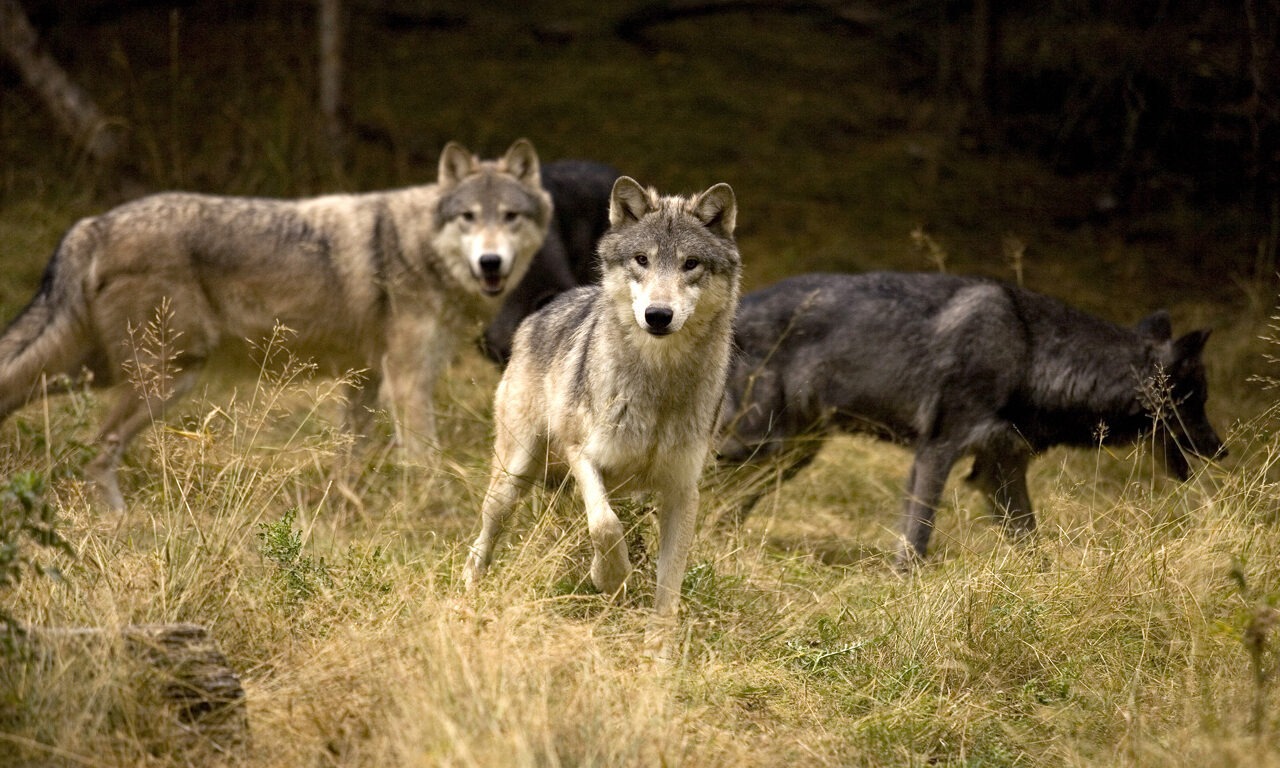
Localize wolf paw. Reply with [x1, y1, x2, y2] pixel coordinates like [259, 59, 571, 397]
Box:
[590, 551, 632, 597]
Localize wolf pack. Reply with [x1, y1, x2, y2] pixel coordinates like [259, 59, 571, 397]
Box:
[0, 140, 1226, 655]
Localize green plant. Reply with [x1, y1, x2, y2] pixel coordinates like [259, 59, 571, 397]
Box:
[257, 507, 330, 605]
[0, 472, 71, 637]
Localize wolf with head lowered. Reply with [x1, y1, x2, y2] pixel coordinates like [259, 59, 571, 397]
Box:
[0, 139, 552, 509]
[718, 272, 1225, 569]
[463, 176, 741, 654]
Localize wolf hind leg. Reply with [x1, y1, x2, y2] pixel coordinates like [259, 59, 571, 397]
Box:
[896, 441, 963, 571]
[85, 365, 202, 510]
[463, 432, 541, 589]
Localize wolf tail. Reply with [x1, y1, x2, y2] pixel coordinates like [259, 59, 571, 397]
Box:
[0, 220, 98, 422]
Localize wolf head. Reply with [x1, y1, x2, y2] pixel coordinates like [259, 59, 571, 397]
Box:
[1135, 310, 1226, 479]
[597, 177, 741, 344]
[434, 139, 554, 297]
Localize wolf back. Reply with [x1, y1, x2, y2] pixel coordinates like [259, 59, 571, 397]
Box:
[0, 139, 552, 509]
[718, 271, 1225, 567]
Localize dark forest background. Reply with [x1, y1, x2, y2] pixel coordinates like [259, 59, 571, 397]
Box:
[2, 0, 1278, 304]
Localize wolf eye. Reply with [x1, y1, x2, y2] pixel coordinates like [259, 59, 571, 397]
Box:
[503, 211, 520, 224]
[634, 254, 649, 267]
[682, 258, 701, 271]
[460, 211, 476, 223]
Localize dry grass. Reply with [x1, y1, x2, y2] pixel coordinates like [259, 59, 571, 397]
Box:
[0, 318, 1277, 766]
[2, 2, 1278, 764]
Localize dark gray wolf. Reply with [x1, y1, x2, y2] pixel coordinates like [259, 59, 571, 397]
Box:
[483, 159, 619, 364]
[463, 176, 742, 656]
[717, 271, 1225, 569]
[0, 139, 552, 509]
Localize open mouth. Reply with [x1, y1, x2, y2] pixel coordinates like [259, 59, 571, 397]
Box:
[479, 273, 505, 295]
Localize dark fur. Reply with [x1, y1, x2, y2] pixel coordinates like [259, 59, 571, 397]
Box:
[482, 159, 619, 363]
[718, 271, 1225, 568]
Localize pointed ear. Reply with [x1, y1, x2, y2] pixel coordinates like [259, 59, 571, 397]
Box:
[438, 142, 475, 186]
[693, 182, 736, 239]
[502, 138, 541, 187]
[609, 176, 651, 229]
[1135, 310, 1172, 342]
[1173, 328, 1211, 361]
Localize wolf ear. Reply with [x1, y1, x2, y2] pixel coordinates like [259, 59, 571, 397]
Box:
[693, 183, 737, 239]
[1173, 328, 1211, 361]
[1135, 310, 1172, 342]
[438, 142, 475, 186]
[502, 138, 541, 187]
[609, 176, 652, 228]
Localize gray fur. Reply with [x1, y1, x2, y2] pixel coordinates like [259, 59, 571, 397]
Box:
[0, 139, 552, 509]
[718, 271, 1225, 569]
[482, 159, 619, 364]
[463, 176, 742, 658]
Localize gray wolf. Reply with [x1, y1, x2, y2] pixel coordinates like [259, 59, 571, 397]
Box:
[717, 271, 1225, 569]
[483, 159, 620, 364]
[463, 176, 742, 653]
[0, 139, 552, 509]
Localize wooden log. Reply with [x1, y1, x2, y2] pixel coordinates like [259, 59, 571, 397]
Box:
[7, 622, 249, 757]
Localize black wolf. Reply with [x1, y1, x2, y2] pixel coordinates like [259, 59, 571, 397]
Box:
[483, 159, 620, 364]
[717, 271, 1225, 568]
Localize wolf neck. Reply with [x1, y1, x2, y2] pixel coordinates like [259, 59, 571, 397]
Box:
[591, 295, 735, 422]
[379, 186, 503, 324]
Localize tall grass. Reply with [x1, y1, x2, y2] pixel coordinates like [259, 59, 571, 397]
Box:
[1, 4, 1276, 763]
[0, 314, 1276, 765]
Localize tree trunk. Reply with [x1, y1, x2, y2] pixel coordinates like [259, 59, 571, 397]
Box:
[319, 0, 348, 172]
[0, 0, 127, 170]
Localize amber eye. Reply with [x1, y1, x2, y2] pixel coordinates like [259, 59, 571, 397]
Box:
[634, 254, 649, 267]
[683, 258, 701, 271]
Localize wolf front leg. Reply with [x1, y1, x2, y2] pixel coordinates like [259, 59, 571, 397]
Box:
[568, 455, 631, 596]
[380, 313, 456, 459]
[646, 477, 700, 662]
[967, 443, 1036, 541]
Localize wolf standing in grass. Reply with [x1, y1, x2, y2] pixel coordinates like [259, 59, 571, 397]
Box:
[463, 177, 741, 651]
[0, 139, 552, 509]
[718, 272, 1225, 569]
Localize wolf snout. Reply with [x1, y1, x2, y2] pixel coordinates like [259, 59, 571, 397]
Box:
[478, 253, 505, 294]
[644, 305, 674, 335]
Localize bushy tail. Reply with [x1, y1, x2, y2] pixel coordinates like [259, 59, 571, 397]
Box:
[0, 222, 97, 422]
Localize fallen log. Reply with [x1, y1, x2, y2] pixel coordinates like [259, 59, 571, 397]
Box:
[5, 622, 248, 757]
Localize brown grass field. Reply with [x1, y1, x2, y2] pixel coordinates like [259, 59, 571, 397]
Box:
[1, 2, 1278, 765]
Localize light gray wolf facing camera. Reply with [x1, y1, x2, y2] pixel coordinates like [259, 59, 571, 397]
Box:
[718, 271, 1225, 570]
[483, 159, 620, 365]
[463, 176, 741, 652]
[0, 139, 552, 510]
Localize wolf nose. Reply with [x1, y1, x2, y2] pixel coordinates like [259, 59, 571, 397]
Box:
[479, 254, 503, 275]
[644, 306, 674, 331]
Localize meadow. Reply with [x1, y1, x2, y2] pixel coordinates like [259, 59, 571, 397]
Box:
[1, 2, 1278, 765]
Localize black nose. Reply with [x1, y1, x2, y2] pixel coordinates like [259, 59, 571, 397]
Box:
[644, 306, 673, 331]
[479, 254, 503, 274]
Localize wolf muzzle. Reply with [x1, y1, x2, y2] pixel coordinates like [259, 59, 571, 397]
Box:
[478, 253, 505, 295]
[643, 305, 674, 336]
